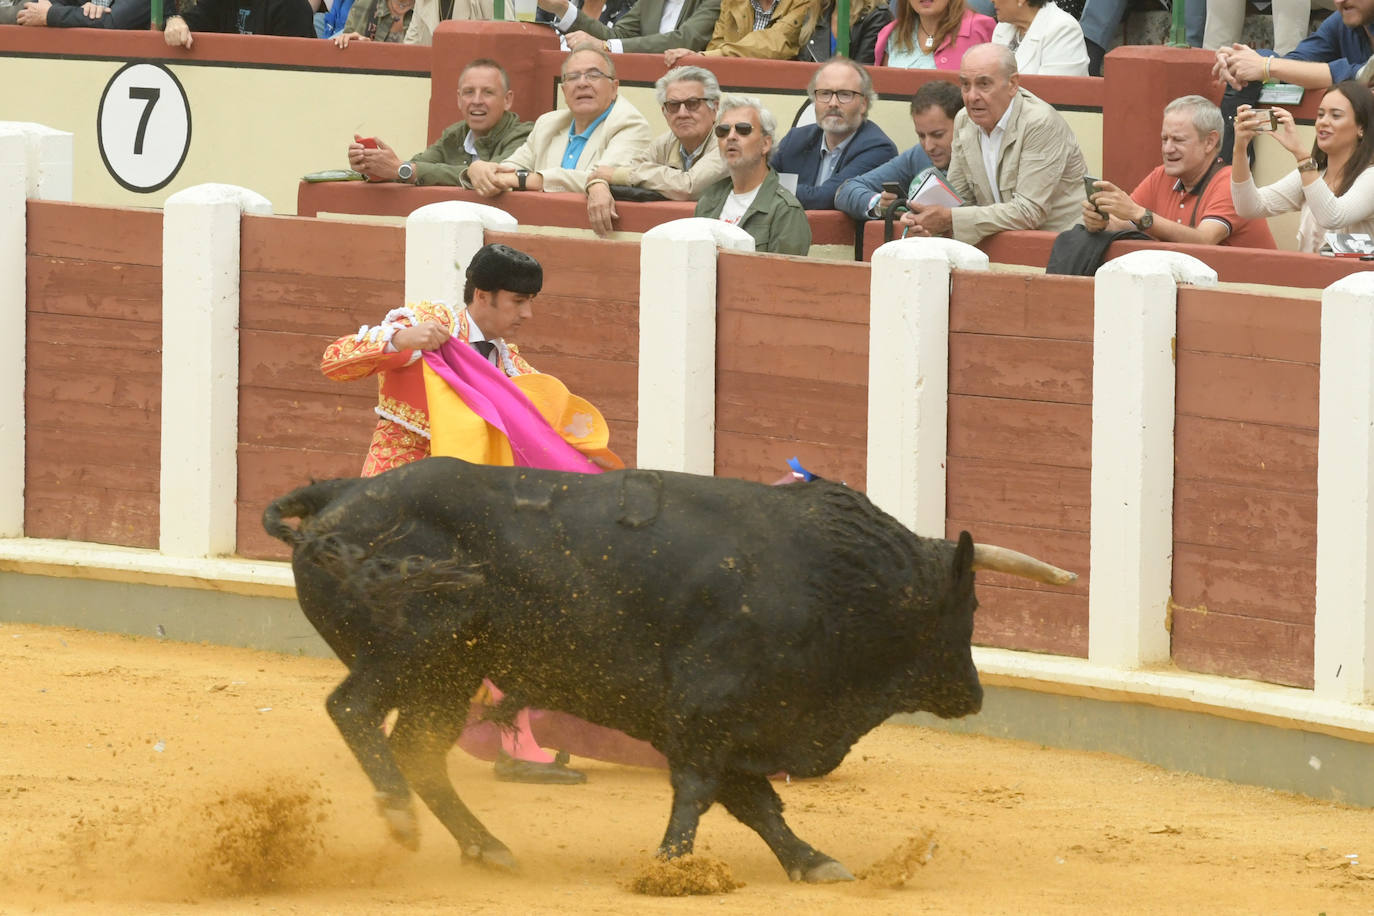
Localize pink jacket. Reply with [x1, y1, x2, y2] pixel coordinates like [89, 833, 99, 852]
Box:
[875, 7, 996, 70]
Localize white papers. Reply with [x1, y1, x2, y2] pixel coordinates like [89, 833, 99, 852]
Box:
[778, 172, 799, 194]
[908, 168, 962, 208]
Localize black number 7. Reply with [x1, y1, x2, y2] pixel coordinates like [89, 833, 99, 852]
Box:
[128, 87, 160, 155]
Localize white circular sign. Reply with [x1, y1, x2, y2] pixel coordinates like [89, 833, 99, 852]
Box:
[97, 62, 192, 194]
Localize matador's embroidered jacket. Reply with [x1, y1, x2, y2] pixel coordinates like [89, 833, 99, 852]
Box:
[320, 300, 535, 477]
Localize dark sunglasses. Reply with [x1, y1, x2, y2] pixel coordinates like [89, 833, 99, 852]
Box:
[714, 121, 755, 138]
[663, 97, 710, 114]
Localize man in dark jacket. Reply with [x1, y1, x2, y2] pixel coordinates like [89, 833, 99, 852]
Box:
[164, 0, 314, 46]
[347, 59, 533, 186]
[14, 0, 148, 28]
[770, 56, 896, 209]
[536, 0, 720, 54]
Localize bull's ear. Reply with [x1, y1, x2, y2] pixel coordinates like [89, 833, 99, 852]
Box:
[951, 530, 976, 603]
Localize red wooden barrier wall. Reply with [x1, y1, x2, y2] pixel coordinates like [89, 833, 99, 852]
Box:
[24, 202, 163, 549]
[1169, 288, 1320, 688]
[946, 270, 1093, 657]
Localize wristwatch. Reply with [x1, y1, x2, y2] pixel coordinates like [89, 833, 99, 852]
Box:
[1297, 157, 1320, 173]
[516, 168, 530, 190]
[396, 161, 414, 182]
[1134, 209, 1154, 231]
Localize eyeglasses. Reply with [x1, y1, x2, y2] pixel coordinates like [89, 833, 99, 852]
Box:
[561, 69, 610, 85]
[714, 122, 755, 138]
[814, 89, 861, 105]
[663, 97, 711, 114]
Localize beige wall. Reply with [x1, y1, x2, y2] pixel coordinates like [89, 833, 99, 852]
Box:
[0, 58, 430, 215]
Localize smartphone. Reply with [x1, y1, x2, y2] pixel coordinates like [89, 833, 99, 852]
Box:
[882, 180, 905, 197]
[360, 137, 379, 149]
[1083, 175, 1105, 216]
[1250, 109, 1279, 131]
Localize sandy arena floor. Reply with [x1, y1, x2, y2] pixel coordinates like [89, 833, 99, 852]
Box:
[2, 621, 1372, 915]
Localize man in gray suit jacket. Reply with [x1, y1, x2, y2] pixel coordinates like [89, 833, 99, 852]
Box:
[902, 42, 1087, 246]
[537, 0, 720, 53]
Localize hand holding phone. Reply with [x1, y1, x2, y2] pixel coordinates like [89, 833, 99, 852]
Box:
[1083, 175, 1104, 215]
[360, 137, 380, 149]
[1250, 109, 1279, 132]
[882, 180, 905, 197]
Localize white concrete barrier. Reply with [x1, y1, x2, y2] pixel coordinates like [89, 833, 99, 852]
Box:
[1088, 250, 1216, 668]
[635, 218, 754, 475]
[404, 201, 517, 305]
[0, 123, 72, 539]
[866, 237, 988, 538]
[1315, 272, 1374, 704]
[159, 184, 272, 558]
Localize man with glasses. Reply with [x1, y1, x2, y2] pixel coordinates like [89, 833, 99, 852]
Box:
[346, 59, 532, 186]
[464, 45, 651, 237]
[695, 95, 812, 254]
[592, 65, 729, 200]
[770, 56, 896, 210]
[535, 0, 719, 54]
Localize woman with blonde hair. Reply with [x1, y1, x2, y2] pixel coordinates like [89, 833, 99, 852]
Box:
[1232, 81, 1374, 253]
[875, 0, 995, 70]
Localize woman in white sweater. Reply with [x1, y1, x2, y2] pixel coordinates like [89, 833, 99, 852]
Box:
[989, 0, 1088, 76]
[1231, 81, 1374, 254]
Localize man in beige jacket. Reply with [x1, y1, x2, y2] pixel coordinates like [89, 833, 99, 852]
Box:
[465, 45, 653, 236]
[901, 42, 1087, 246]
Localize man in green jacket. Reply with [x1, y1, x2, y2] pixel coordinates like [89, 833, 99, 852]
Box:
[347, 58, 533, 186]
[536, 0, 719, 54]
[695, 94, 811, 256]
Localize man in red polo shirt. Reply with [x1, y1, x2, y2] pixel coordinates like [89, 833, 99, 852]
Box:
[1083, 94, 1276, 249]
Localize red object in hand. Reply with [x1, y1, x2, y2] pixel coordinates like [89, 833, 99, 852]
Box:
[360, 137, 379, 149]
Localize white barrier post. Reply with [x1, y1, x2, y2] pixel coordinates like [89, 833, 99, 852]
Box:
[160, 184, 272, 557]
[0, 122, 73, 539]
[1088, 250, 1215, 668]
[404, 201, 517, 304]
[866, 237, 988, 537]
[1315, 273, 1374, 703]
[636, 217, 754, 474]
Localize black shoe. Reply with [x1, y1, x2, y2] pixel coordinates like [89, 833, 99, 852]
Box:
[493, 752, 587, 785]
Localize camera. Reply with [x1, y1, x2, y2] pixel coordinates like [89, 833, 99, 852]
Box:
[1251, 109, 1279, 132]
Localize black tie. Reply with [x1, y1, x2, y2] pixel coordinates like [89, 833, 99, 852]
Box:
[472, 340, 496, 360]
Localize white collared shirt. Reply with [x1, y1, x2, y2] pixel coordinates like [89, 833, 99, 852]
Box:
[977, 96, 1018, 205]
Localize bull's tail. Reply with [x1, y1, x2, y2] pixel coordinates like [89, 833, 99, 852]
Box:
[262, 478, 359, 549]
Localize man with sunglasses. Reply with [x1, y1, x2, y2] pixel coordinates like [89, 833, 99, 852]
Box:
[771, 57, 897, 210]
[592, 65, 729, 200]
[463, 45, 651, 237]
[695, 95, 812, 254]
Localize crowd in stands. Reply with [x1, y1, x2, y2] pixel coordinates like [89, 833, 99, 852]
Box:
[8, 0, 1374, 258]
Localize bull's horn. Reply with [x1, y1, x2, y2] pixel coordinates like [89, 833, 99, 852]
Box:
[971, 544, 1078, 586]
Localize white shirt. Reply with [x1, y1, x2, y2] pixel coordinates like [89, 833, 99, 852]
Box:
[719, 186, 762, 225]
[558, 0, 686, 53]
[463, 129, 479, 159]
[977, 96, 1018, 205]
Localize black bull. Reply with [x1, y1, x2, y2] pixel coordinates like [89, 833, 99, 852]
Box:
[263, 457, 1073, 882]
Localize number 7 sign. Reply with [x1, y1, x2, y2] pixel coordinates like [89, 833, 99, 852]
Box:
[97, 62, 192, 194]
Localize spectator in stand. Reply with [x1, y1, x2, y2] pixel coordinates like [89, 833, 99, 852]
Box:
[347, 59, 532, 186]
[696, 94, 813, 253]
[1232, 81, 1374, 252]
[873, 0, 994, 69]
[535, 0, 721, 54]
[1078, 0, 1203, 76]
[593, 65, 729, 200]
[163, 0, 314, 45]
[1214, 0, 1374, 159]
[1207, 0, 1325, 58]
[1083, 95, 1276, 248]
[902, 43, 1087, 243]
[464, 45, 652, 238]
[989, 0, 1089, 75]
[330, 0, 412, 45]
[661, 0, 818, 65]
[835, 78, 961, 219]
[771, 57, 897, 208]
[801, 0, 894, 64]
[14, 0, 149, 27]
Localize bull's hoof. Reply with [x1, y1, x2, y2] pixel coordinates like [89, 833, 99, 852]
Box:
[374, 794, 420, 851]
[790, 858, 856, 883]
[463, 841, 518, 872]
